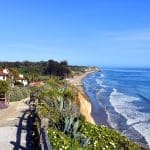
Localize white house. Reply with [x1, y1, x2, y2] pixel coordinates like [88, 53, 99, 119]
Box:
[16, 74, 28, 86]
[0, 69, 28, 86]
[0, 69, 9, 81]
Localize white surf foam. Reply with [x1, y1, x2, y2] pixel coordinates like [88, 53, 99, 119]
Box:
[110, 88, 150, 125]
[96, 79, 107, 88]
[133, 123, 150, 147]
[107, 111, 119, 129]
[109, 88, 150, 146]
[100, 73, 104, 78]
[96, 88, 105, 99]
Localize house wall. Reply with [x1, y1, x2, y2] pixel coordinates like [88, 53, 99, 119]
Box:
[3, 69, 9, 74]
[17, 79, 28, 86]
[23, 80, 28, 86]
[19, 74, 24, 78]
[0, 76, 7, 81]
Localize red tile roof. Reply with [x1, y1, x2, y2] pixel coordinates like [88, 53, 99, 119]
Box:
[0, 70, 9, 76]
[30, 82, 44, 87]
[17, 77, 25, 80]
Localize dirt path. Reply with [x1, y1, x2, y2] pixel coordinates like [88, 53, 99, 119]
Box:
[0, 98, 29, 150]
[0, 98, 29, 126]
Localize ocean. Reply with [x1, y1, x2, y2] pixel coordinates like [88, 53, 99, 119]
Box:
[83, 68, 150, 147]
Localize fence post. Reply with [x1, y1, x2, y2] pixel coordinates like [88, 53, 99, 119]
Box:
[40, 118, 52, 150]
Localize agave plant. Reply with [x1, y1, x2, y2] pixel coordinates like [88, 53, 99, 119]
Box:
[81, 137, 90, 147]
[72, 119, 80, 138]
[63, 116, 91, 148]
[64, 116, 74, 133]
[56, 96, 64, 112]
[63, 116, 81, 138]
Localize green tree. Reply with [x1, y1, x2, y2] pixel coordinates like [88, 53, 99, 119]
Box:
[9, 68, 19, 79]
[0, 80, 9, 94]
[60, 60, 68, 66]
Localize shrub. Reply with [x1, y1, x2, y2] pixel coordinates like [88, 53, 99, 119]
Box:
[8, 87, 30, 102]
[8, 87, 23, 101]
[21, 87, 30, 98]
[0, 80, 9, 94]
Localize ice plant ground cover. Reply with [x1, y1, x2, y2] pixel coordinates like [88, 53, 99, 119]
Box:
[48, 122, 141, 150]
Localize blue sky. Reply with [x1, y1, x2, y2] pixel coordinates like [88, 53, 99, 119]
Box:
[0, 0, 150, 67]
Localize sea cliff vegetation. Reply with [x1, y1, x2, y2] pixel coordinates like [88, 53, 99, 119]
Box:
[32, 78, 142, 150]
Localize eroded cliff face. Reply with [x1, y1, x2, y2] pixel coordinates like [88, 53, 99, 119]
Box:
[77, 92, 95, 124]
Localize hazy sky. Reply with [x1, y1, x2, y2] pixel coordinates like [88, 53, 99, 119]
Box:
[0, 0, 150, 67]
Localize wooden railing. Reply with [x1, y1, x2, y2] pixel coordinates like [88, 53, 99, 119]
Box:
[40, 125, 52, 150]
[29, 97, 52, 150]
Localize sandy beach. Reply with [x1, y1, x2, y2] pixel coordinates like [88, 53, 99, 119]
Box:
[68, 68, 108, 126]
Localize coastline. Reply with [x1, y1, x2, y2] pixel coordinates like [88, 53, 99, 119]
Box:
[78, 69, 149, 148]
[67, 68, 108, 126]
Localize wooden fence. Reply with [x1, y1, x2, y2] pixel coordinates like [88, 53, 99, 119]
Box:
[29, 97, 52, 150]
[0, 93, 8, 109]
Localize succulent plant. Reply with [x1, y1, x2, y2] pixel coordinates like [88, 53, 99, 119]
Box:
[82, 137, 90, 147]
[64, 116, 74, 133]
[73, 119, 80, 138]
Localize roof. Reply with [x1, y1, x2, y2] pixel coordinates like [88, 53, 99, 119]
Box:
[17, 77, 26, 80]
[0, 70, 9, 76]
[29, 82, 44, 87]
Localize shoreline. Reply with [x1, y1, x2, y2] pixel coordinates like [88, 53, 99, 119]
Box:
[76, 70, 149, 148]
[67, 68, 108, 126]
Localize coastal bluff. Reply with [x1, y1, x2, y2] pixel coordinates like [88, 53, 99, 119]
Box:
[67, 68, 99, 124]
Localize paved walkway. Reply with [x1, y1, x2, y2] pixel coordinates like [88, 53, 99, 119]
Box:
[0, 98, 29, 150]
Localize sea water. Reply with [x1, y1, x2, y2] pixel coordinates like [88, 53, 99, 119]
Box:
[83, 68, 150, 147]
